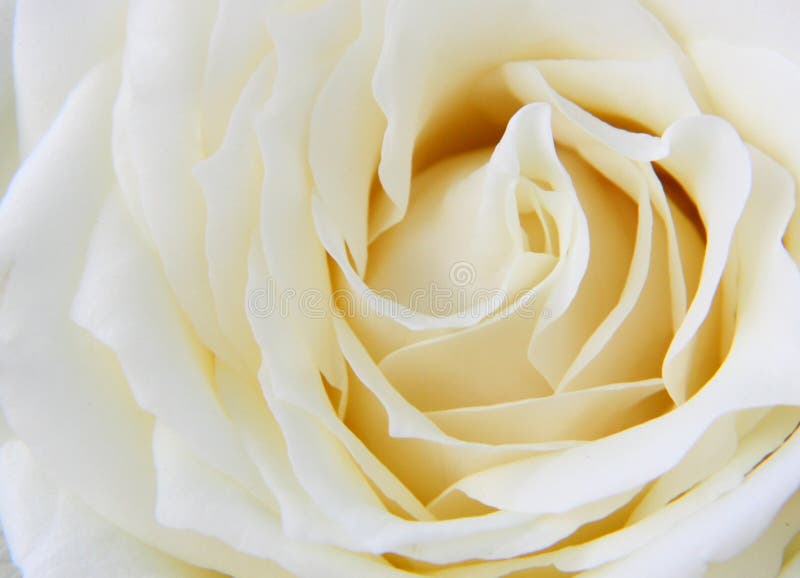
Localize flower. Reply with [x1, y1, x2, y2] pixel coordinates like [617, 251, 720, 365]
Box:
[1, 1, 799, 577]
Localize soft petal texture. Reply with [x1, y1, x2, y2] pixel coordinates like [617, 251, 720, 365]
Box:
[451, 129, 800, 513]
[3, 1, 800, 576]
[201, 0, 272, 152]
[255, 0, 355, 390]
[578, 423, 800, 578]
[373, 0, 678, 224]
[309, 0, 387, 275]
[425, 408, 800, 578]
[532, 57, 700, 134]
[642, 0, 800, 261]
[705, 490, 800, 578]
[152, 423, 406, 578]
[688, 40, 800, 262]
[11, 0, 126, 155]
[70, 193, 264, 495]
[194, 52, 277, 374]
[0, 441, 219, 578]
[114, 0, 234, 362]
[0, 55, 304, 578]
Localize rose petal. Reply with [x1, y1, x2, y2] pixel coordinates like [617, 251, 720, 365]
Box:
[532, 57, 700, 134]
[0, 441, 218, 578]
[626, 412, 739, 523]
[424, 408, 800, 577]
[659, 116, 751, 404]
[373, 0, 679, 223]
[494, 62, 669, 162]
[0, 58, 282, 578]
[704, 490, 800, 578]
[689, 40, 800, 262]
[152, 423, 401, 577]
[194, 53, 277, 373]
[555, 145, 670, 391]
[576, 420, 800, 578]
[70, 193, 264, 496]
[309, 0, 387, 275]
[426, 379, 667, 444]
[11, 0, 125, 155]
[450, 134, 800, 513]
[202, 0, 271, 153]
[527, 148, 645, 389]
[250, 238, 641, 563]
[254, 0, 357, 390]
[115, 0, 234, 362]
[641, 0, 800, 63]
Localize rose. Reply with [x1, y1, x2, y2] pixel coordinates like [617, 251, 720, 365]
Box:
[1, 0, 799, 577]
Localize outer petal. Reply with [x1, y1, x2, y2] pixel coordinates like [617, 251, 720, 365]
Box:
[688, 40, 800, 263]
[0, 441, 218, 578]
[11, 0, 126, 155]
[577, 425, 800, 578]
[642, 0, 800, 261]
[114, 0, 234, 362]
[0, 55, 291, 578]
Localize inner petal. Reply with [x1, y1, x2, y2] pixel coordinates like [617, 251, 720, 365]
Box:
[425, 379, 670, 445]
[526, 147, 638, 387]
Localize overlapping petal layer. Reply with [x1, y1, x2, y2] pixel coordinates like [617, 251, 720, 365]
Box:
[1, 1, 798, 577]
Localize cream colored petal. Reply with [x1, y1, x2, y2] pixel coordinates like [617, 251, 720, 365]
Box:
[689, 40, 800, 263]
[280, 367, 636, 564]
[370, 106, 589, 404]
[704, 491, 800, 578]
[116, 0, 234, 362]
[216, 360, 386, 546]
[373, 0, 679, 222]
[0, 441, 220, 578]
[627, 413, 739, 524]
[576, 420, 800, 578]
[659, 116, 751, 404]
[641, 0, 800, 64]
[254, 0, 358, 390]
[70, 193, 264, 497]
[337, 105, 561, 335]
[496, 63, 668, 162]
[558, 189, 674, 392]
[342, 320, 563, 505]
[427, 379, 666, 445]
[194, 54, 277, 374]
[533, 57, 700, 134]
[0, 0, 18, 195]
[0, 61, 269, 578]
[309, 0, 387, 275]
[426, 408, 800, 577]
[152, 423, 404, 578]
[639, 163, 691, 330]
[11, 0, 126, 155]
[526, 148, 637, 388]
[250, 241, 638, 563]
[246, 239, 436, 525]
[364, 151, 523, 316]
[450, 118, 800, 514]
[553, 144, 661, 391]
[202, 0, 272, 153]
[477, 65, 679, 389]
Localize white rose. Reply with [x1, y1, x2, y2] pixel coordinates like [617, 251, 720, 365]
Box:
[1, 1, 799, 577]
